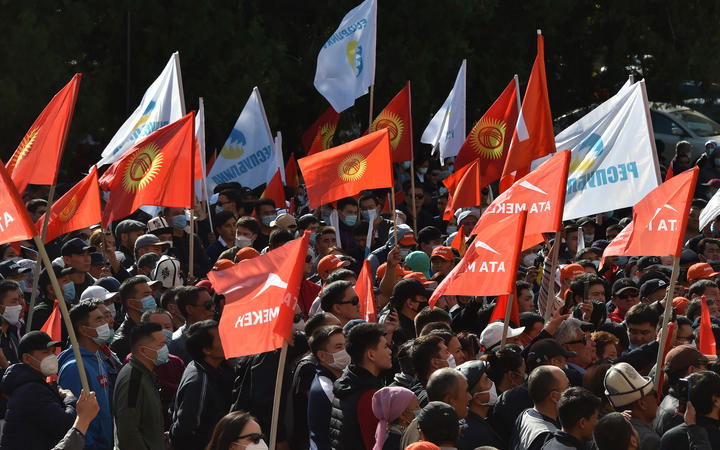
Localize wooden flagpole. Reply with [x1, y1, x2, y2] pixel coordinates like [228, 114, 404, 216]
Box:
[500, 294, 515, 349]
[268, 341, 288, 450]
[653, 255, 680, 389]
[27, 184, 57, 329]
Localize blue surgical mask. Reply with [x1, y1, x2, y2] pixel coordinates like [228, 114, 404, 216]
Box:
[342, 215, 358, 226]
[161, 329, 173, 341]
[145, 344, 170, 366]
[361, 210, 371, 221]
[402, 161, 411, 170]
[261, 215, 276, 227]
[214, 205, 223, 214]
[171, 214, 187, 230]
[140, 295, 156, 312]
[309, 233, 317, 246]
[16, 280, 26, 292]
[62, 282, 75, 301]
[105, 328, 115, 344]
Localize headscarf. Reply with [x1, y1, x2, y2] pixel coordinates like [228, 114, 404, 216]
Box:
[371, 386, 416, 450]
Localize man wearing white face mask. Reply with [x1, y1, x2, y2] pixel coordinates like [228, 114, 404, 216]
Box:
[0, 280, 26, 373]
[0, 330, 75, 450]
[457, 360, 505, 449]
[58, 300, 113, 449]
[308, 325, 349, 450]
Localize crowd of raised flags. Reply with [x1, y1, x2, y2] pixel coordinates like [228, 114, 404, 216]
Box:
[0, 0, 720, 449]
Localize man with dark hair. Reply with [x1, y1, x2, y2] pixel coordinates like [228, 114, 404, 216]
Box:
[660, 370, 720, 449]
[61, 238, 97, 303]
[417, 401, 460, 447]
[58, 301, 113, 449]
[160, 286, 184, 329]
[169, 286, 213, 364]
[307, 325, 348, 450]
[388, 278, 429, 346]
[414, 307, 451, 336]
[698, 237, 720, 263]
[26, 198, 48, 222]
[543, 387, 600, 449]
[608, 278, 641, 323]
[162, 207, 210, 278]
[315, 226, 338, 260]
[110, 276, 155, 361]
[254, 198, 277, 251]
[625, 303, 659, 350]
[319, 280, 361, 326]
[205, 210, 236, 263]
[688, 279, 720, 302]
[512, 365, 569, 450]
[218, 216, 262, 261]
[410, 334, 452, 406]
[416, 226, 443, 257]
[336, 197, 359, 251]
[268, 229, 294, 251]
[593, 412, 640, 450]
[328, 323, 392, 450]
[170, 320, 233, 450]
[113, 322, 167, 449]
[216, 188, 244, 217]
[516, 280, 535, 314]
[359, 193, 392, 249]
[457, 360, 505, 449]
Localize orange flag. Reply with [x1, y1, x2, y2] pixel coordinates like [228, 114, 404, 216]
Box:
[207, 232, 310, 357]
[450, 225, 467, 256]
[298, 129, 393, 209]
[261, 169, 285, 209]
[430, 212, 527, 307]
[285, 153, 300, 189]
[603, 167, 698, 260]
[490, 292, 520, 327]
[501, 33, 555, 190]
[0, 161, 39, 245]
[41, 300, 62, 353]
[699, 295, 717, 357]
[472, 151, 570, 249]
[302, 106, 341, 155]
[455, 79, 519, 185]
[444, 160, 483, 214]
[37, 167, 102, 243]
[99, 112, 195, 226]
[355, 260, 377, 322]
[369, 82, 413, 162]
[8, 74, 82, 194]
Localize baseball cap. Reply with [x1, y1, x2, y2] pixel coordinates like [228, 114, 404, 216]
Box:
[269, 213, 297, 230]
[391, 278, 428, 303]
[80, 285, 118, 302]
[400, 231, 417, 246]
[417, 401, 458, 434]
[456, 360, 489, 391]
[236, 247, 260, 262]
[147, 217, 172, 235]
[94, 277, 121, 293]
[457, 210, 480, 226]
[405, 442, 440, 450]
[0, 260, 30, 278]
[639, 278, 668, 299]
[680, 248, 700, 266]
[39, 265, 75, 291]
[637, 256, 662, 271]
[151, 255, 183, 289]
[134, 234, 171, 252]
[61, 238, 96, 256]
[526, 338, 578, 366]
[213, 259, 235, 271]
[390, 224, 416, 246]
[403, 272, 437, 289]
[376, 262, 407, 279]
[604, 362, 654, 408]
[560, 264, 585, 280]
[115, 219, 146, 235]
[18, 331, 61, 357]
[431, 246, 454, 261]
[672, 297, 690, 315]
[664, 345, 709, 378]
[136, 275, 162, 289]
[479, 321, 525, 350]
[577, 216, 597, 227]
[687, 262, 720, 282]
[612, 278, 639, 296]
[317, 254, 350, 275]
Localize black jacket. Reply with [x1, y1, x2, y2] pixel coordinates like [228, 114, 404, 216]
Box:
[170, 359, 234, 450]
[541, 430, 589, 450]
[0, 363, 76, 450]
[328, 364, 382, 450]
[110, 314, 137, 362]
[458, 410, 505, 450]
[660, 417, 720, 450]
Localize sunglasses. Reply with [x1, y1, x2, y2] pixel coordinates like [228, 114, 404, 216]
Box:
[193, 300, 215, 311]
[235, 433, 265, 445]
[337, 296, 359, 306]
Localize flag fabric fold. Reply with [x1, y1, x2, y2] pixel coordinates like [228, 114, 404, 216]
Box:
[355, 260, 377, 322]
[41, 300, 62, 353]
[421, 60, 467, 159]
[0, 161, 39, 245]
[699, 295, 717, 357]
[369, 82, 413, 162]
[301, 107, 341, 155]
[285, 153, 300, 189]
[261, 170, 286, 209]
[444, 160, 483, 214]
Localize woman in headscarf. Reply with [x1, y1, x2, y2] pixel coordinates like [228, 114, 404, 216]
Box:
[371, 386, 419, 450]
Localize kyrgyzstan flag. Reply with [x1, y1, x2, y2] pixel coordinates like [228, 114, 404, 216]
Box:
[472, 150, 570, 249]
[285, 153, 300, 189]
[355, 260, 377, 322]
[603, 167, 698, 259]
[501, 32, 556, 189]
[699, 295, 717, 357]
[207, 232, 310, 357]
[8, 74, 82, 195]
[430, 212, 527, 308]
[37, 167, 102, 243]
[261, 169, 285, 208]
[443, 160, 483, 214]
[368, 82, 413, 162]
[302, 106, 341, 155]
[99, 112, 195, 226]
[298, 129, 393, 209]
[0, 161, 39, 245]
[454, 79, 519, 184]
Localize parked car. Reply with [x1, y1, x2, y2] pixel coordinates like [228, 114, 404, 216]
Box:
[650, 103, 720, 163]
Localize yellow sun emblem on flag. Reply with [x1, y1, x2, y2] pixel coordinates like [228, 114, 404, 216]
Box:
[9, 127, 39, 170]
[338, 153, 367, 182]
[319, 123, 337, 149]
[371, 111, 404, 150]
[58, 195, 79, 222]
[469, 117, 506, 159]
[122, 143, 164, 193]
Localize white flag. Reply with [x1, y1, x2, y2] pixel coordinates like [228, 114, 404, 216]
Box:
[273, 131, 286, 185]
[207, 87, 276, 191]
[314, 0, 377, 112]
[421, 60, 466, 159]
[553, 79, 661, 220]
[97, 52, 184, 166]
[700, 189, 720, 232]
[194, 98, 208, 203]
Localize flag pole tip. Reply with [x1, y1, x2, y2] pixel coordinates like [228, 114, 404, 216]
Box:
[537, 29, 542, 35]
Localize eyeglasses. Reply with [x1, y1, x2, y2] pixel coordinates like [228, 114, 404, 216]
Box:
[193, 300, 215, 311]
[234, 433, 265, 445]
[337, 296, 359, 306]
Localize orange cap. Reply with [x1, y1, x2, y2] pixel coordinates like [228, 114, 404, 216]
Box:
[376, 262, 406, 279]
[403, 271, 438, 288]
[672, 297, 690, 315]
[687, 262, 720, 282]
[431, 246, 455, 261]
[560, 263, 585, 280]
[318, 254, 349, 275]
[399, 231, 417, 246]
[213, 259, 234, 271]
[236, 247, 260, 262]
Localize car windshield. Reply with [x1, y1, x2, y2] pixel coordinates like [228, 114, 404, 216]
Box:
[667, 109, 720, 137]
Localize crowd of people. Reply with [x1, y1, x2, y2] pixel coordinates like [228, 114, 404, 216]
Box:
[0, 138, 718, 450]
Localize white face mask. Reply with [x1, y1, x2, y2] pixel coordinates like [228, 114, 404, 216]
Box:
[245, 440, 269, 450]
[90, 323, 112, 345]
[328, 349, 351, 370]
[477, 382, 499, 406]
[31, 354, 59, 376]
[235, 236, 253, 249]
[2, 305, 22, 326]
[446, 354, 457, 369]
[584, 234, 595, 244]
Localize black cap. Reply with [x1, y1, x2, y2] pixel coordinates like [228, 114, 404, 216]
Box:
[94, 276, 121, 293]
[115, 219, 146, 235]
[39, 265, 76, 291]
[417, 401, 458, 432]
[456, 360, 489, 391]
[390, 278, 428, 303]
[61, 238, 96, 256]
[90, 252, 105, 266]
[526, 338, 577, 366]
[680, 248, 700, 266]
[611, 278, 639, 296]
[640, 278, 668, 299]
[18, 331, 61, 357]
[577, 217, 597, 227]
[637, 256, 662, 271]
[0, 260, 30, 278]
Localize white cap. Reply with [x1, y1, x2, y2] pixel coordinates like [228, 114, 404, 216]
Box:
[604, 362, 654, 408]
[80, 285, 118, 302]
[151, 255, 183, 289]
[479, 321, 525, 350]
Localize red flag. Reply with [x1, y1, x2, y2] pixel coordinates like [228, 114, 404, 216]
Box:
[99, 112, 195, 226]
[490, 293, 520, 328]
[8, 74, 82, 194]
[36, 167, 101, 243]
[472, 151, 570, 249]
[450, 225, 467, 256]
[665, 163, 674, 181]
[285, 153, 300, 189]
[603, 167, 698, 259]
[207, 232, 310, 357]
[430, 212, 527, 308]
[699, 295, 717, 357]
[444, 160, 483, 214]
[356, 260, 377, 322]
[261, 169, 285, 209]
[501, 33, 555, 187]
[302, 106, 341, 155]
[455, 79, 519, 185]
[369, 82, 413, 162]
[41, 300, 62, 354]
[0, 161, 38, 245]
[298, 129, 393, 209]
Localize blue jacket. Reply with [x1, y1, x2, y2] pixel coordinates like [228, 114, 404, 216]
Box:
[308, 365, 337, 450]
[58, 346, 113, 450]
